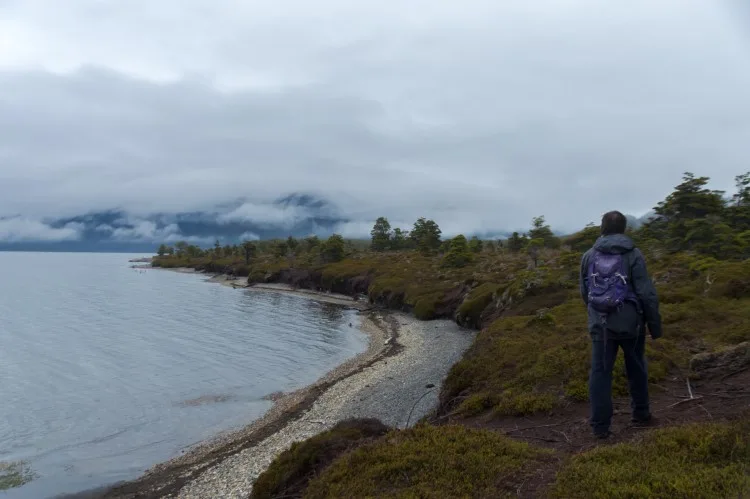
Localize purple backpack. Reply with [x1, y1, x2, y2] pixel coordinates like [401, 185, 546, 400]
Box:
[587, 250, 636, 318]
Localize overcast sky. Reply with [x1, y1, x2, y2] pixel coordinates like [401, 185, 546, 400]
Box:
[2, 0, 750, 241]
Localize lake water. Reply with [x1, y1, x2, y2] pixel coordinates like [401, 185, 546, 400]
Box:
[0, 252, 366, 498]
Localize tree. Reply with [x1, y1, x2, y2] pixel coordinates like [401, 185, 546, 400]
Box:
[166, 246, 174, 256]
[213, 239, 222, 259]
[527, 238, 544, 268]
[683, 218, 741, 259]
[157, 244, 168, 257]
[286, 236, 299, 254]
[732, 172, 750, 207]
[274, 240, 289, 258]
[242, 240, 257, 265]
[528, 216, 560, 248]
[321, 234, 346, 263]
[410, 218, 442, 254]
[186, 244, 202, 258]
[439, 239, 452, 254]
[443, 235, 473, 268]
[566, 223, 600, 252]
[174, 241, 188, 257]
[729, 172, 750, 232]
[485, 240, 497, 253]
[469, 236, 483, 253]
[391, 228, 408, 250]
[304, 235, 320, 252]
[507, 232, 527, 253]
[223, 245, 233, 258]
[655, 172, 726, 221]
[646, 172, 727, 252]
[370, 217, 392, 252]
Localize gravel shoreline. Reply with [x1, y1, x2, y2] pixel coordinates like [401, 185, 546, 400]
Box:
[99, 269, 474, 498]
[178, 313, 472, 498]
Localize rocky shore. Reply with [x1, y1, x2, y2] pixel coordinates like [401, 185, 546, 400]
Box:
[98, 269, 473, 498]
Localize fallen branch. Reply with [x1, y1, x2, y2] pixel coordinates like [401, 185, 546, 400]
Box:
[667, 396, 704, 409]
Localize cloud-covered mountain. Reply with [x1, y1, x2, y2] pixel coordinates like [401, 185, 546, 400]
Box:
[0, 194, 350, 252]
[0, 189, 657, 253]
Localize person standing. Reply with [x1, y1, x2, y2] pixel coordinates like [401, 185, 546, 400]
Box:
[580, 211, 662, 439]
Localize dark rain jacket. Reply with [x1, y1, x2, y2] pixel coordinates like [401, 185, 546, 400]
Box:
[580, 234, 662, 339]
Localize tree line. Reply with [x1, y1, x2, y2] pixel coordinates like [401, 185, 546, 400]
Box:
[157, 233, 350, 264]
[369, 214, 561, 268]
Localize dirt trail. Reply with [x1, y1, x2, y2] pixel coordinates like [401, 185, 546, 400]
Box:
[449, 369, 750, 497]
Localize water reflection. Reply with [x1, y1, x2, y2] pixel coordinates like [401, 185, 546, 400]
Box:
[309, 300, 346, 326]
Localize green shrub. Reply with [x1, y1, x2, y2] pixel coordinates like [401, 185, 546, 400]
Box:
[456, 393, 499, 417]
[251, 419, 389, 499]
[413, 294, 441, 320]
[0, 461, 34, 491]
[550, 420, 750, 499]
[443, 235, 474, 268]
[304, 425, 551, 498]
[456, 282, 501, 328]
[492, 392, 557, 416]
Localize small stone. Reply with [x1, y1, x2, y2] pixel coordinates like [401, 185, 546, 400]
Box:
[425, 383, 435, 389]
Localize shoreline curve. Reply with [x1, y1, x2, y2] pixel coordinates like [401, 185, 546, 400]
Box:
[86, 269, 473, 498]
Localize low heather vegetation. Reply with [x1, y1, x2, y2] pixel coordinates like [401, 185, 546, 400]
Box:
[153, 171, 750, 497]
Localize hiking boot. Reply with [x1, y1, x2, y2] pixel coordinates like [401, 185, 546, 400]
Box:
[631, 414, 654, 427]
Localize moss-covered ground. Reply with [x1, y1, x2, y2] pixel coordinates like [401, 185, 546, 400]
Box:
[154, 240, 750, 497]
[304, 425, 553, 499]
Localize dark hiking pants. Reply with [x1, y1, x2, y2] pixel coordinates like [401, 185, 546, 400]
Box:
[589, 330, 650, 434]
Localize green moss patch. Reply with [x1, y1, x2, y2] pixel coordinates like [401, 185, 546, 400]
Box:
[0, 461, 35, 491]
[456, 282, 502, 328]
[443, 297, 593, 416]
[251, 419, 389, 499]
[550, 421, 750, 498]
[304, 425, 552, 498]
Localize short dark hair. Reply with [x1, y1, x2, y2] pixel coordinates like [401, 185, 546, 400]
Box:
[601, 211, 627, 235]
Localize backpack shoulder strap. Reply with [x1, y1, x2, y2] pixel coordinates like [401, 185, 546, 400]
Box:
[588, 249, 601, 274]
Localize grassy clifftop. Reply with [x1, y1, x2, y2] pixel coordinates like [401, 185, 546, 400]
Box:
[155, 245, 750, 497]
[154, 171, 750, 497]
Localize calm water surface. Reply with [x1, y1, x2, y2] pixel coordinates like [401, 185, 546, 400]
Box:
[0, 252, 366, 498]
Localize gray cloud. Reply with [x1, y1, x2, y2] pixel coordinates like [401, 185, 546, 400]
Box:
[0, 217, 82, 242]
[1, 0, 750, 241]
[220, 203, 317, 227]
